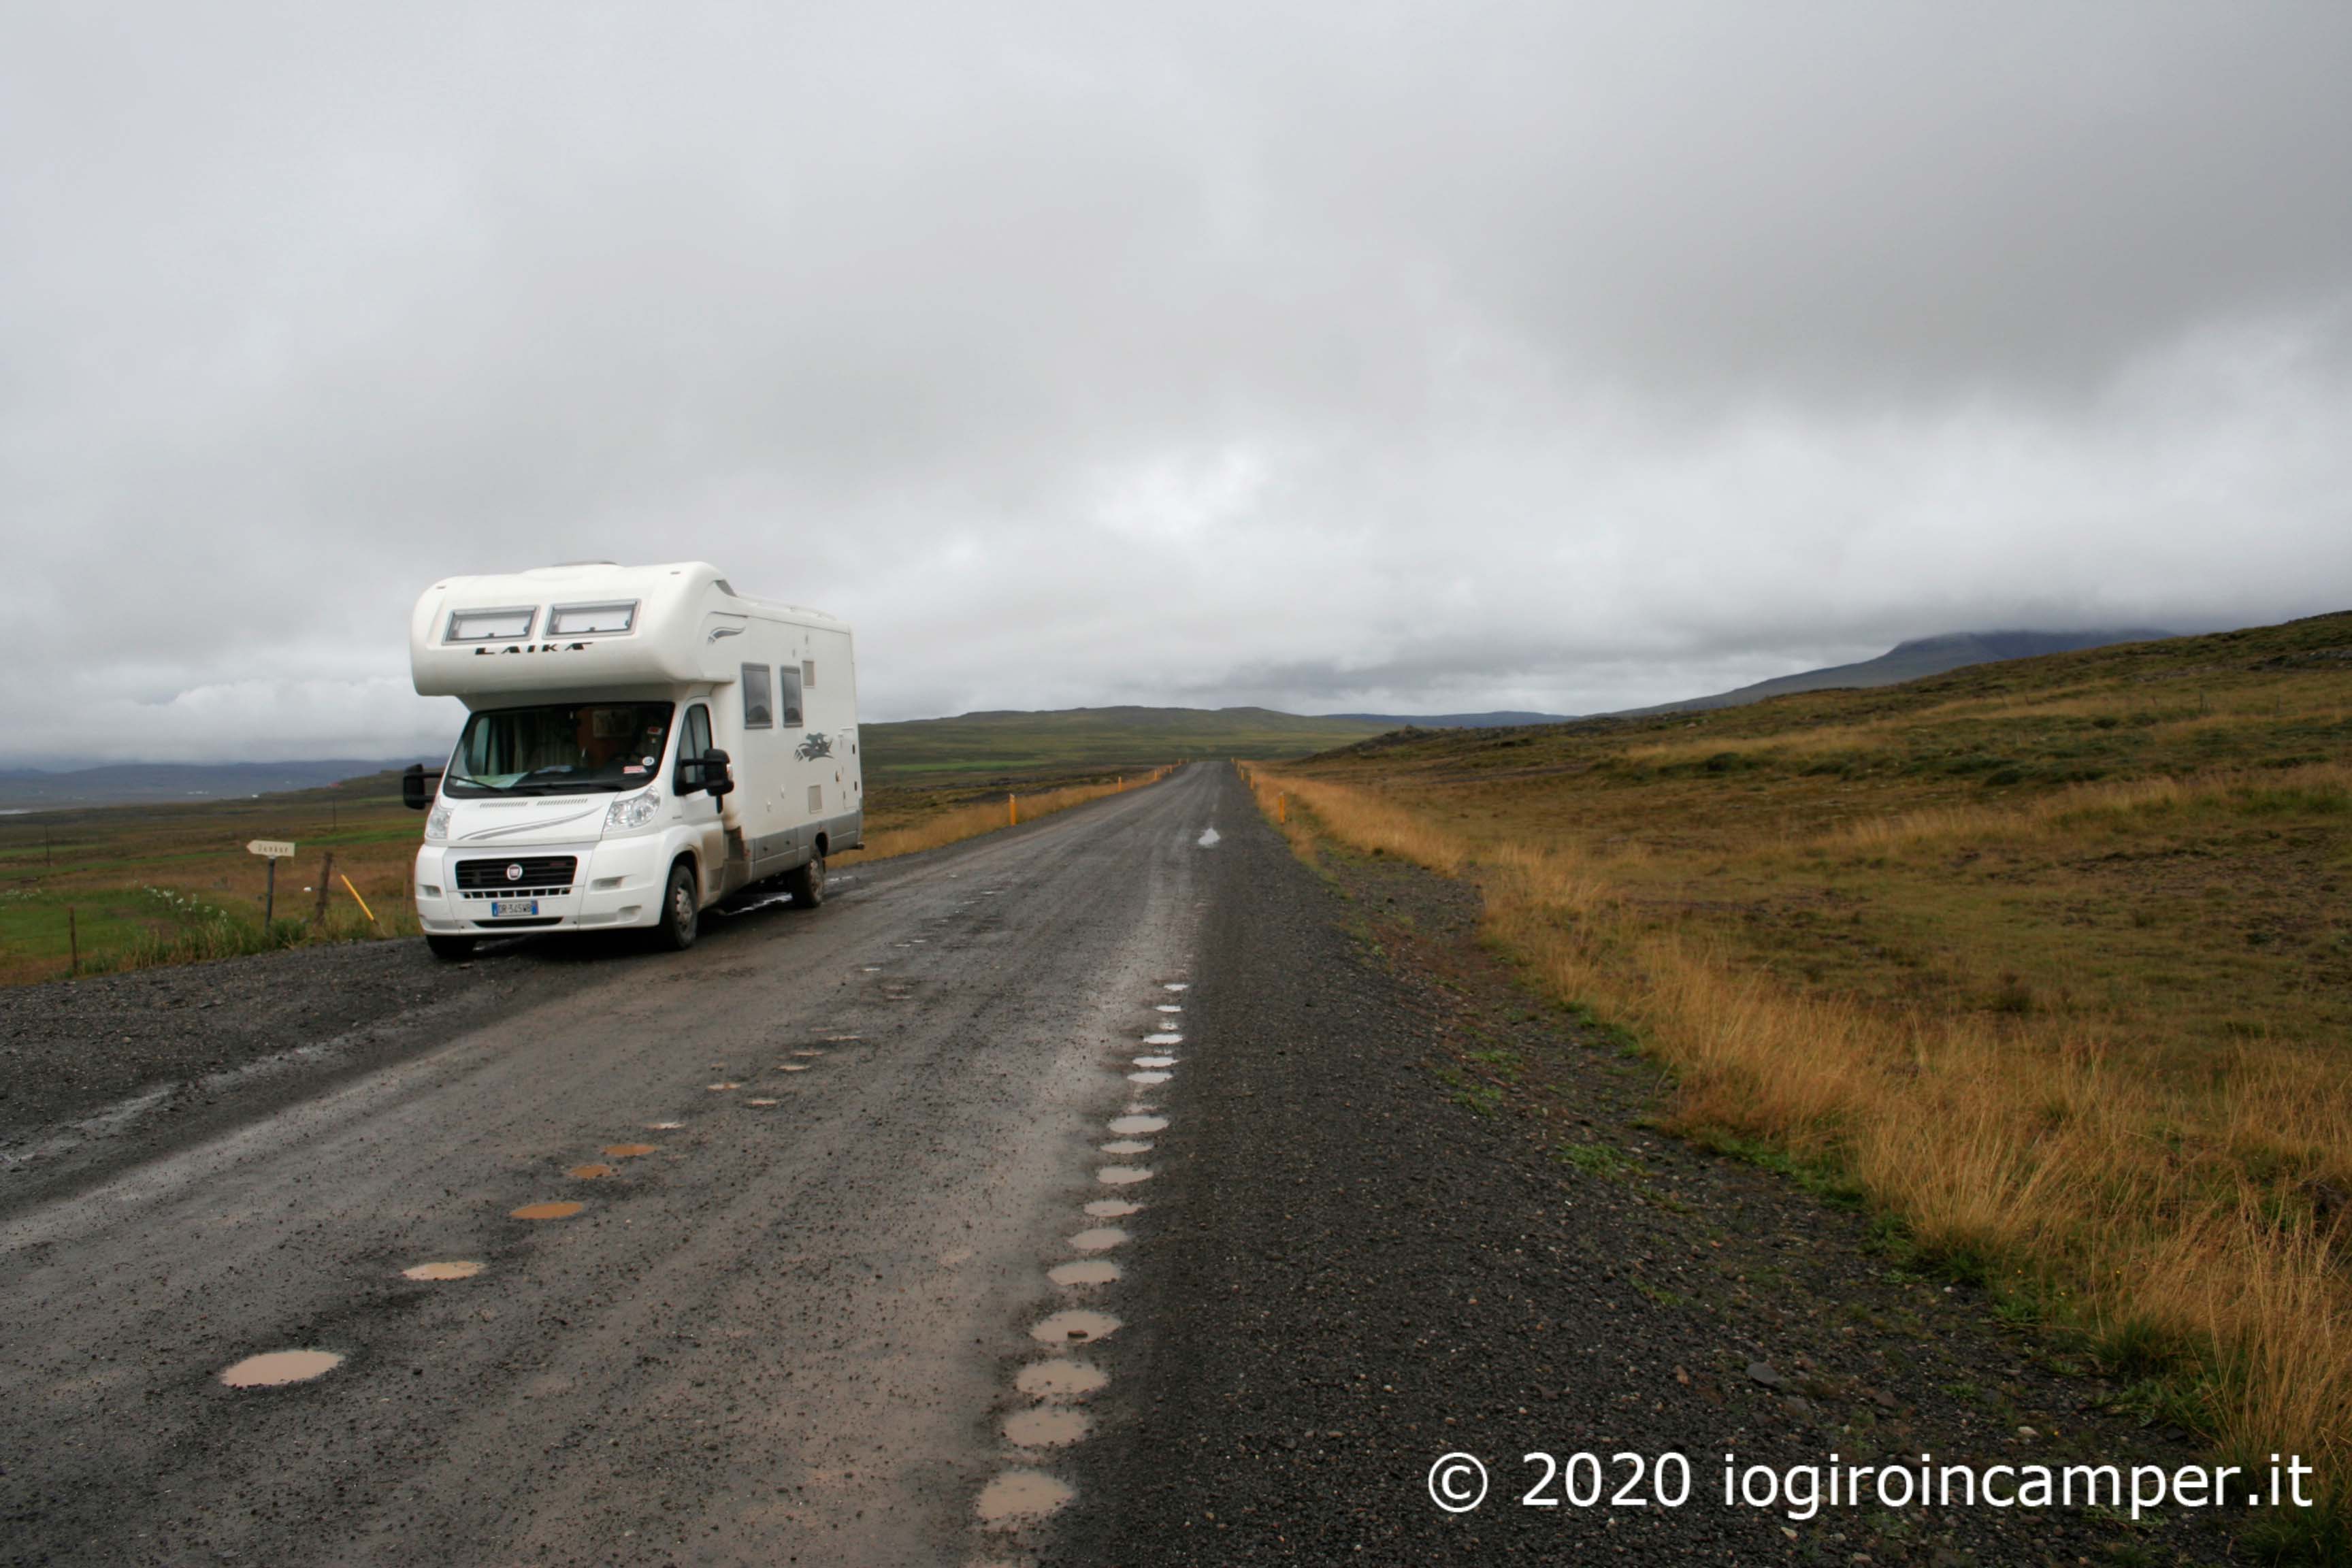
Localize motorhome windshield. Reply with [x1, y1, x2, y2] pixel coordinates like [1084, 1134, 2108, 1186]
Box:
[445, 703, 675, 796]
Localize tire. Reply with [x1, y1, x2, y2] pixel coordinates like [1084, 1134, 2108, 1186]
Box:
[425, 934, 476, 961]
[783, 850, 826, 910]
[655, 860, 700, 951]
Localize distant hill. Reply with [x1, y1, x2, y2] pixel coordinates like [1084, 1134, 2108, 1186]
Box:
[1324, 710, 1577, 728]
[862, 706, 1390, 781]
[1616, 630, 2174, 717]
[0, 759, 434, 811]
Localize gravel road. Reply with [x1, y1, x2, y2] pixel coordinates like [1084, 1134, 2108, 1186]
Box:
[0, 765, 1221, 1565]
[0, 764, 2257, 1564]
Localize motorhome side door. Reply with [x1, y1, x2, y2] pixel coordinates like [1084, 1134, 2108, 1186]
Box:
[674, 703, 725, 889]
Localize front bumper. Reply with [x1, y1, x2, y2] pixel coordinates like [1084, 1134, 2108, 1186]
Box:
[412, 836, 671, 934]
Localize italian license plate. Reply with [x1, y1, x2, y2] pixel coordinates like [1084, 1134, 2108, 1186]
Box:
[488, 899, 540, 917]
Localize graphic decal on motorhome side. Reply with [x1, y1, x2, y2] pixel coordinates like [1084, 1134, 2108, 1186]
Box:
[795, 732, 834, 761]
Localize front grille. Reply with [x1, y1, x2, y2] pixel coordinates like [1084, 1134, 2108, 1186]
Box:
[455, 855, 578, 895]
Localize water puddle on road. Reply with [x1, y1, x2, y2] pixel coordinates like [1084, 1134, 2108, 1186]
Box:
[792, 1048, 827, 1057]
[1132, 1056, 1176, 1068]
[1098, 1140, 1152, 1156]
[566, 1163, 614, 1180]
[1004, 1406, 1091, 1447]
[1162, 981, 1189, 992]
[402, 1260, 485, 1281]
[1049, 1259, 1121, 1287]
[510, 1201, 585, 1221]
[1096, 1164, 1153, 1185]
[1143, 1032, 1183, 1045]
[1126, 1071, 1171, 1086]
[976, 1469, 1073, 1526]
[647, 1121, 685, 1131]
[1156, 1004, 1183, 1013]
[778, 1063, 811, 1073]
[1196, 828, 1221, 847]
[1067, 1226, 1128, 1252]
[1015, 1358, 1109, 1399]
[745, 1098, 779, 1107]
[603, 1143, 657, 1158]
[1030, 1309, 1122, 1345]
[1108, 1115, 1166, 1136]
[706, 1082, 740, 1092]
[1085, 1198, 1141, 1218]
[220, 1350, 342, 1388]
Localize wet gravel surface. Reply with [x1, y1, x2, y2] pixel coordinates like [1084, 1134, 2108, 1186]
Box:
[0, 770, 1217, 1567]
[0, 936, 579, 1207]
[1066, 777, 2242, 1565]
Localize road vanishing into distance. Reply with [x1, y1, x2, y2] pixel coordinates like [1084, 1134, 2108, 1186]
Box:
[2, 766, 1226, 1565]
[0, 762, 2244, 1566]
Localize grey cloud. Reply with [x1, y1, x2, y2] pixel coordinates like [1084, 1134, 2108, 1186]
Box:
[1, 3, 2347, 761]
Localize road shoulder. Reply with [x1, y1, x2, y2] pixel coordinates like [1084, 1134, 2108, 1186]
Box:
[1066, 773, 2235, 1565]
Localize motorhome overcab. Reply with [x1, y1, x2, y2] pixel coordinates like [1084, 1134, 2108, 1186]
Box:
[404, 561, 862, 958]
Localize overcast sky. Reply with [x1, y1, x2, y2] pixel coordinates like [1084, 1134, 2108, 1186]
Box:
[3, 3, 2349, 764]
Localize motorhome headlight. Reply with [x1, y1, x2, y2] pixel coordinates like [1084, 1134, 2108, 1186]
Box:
[604, 791, 662, 832]
[425, 802, 453, 842]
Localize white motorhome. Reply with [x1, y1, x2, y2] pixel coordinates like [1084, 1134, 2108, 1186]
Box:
[403, 561, 862, 958]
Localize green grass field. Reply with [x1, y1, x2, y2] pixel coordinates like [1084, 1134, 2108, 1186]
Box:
[860, 704, 1386, 781]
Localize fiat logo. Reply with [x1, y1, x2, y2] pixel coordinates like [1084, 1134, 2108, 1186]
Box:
[505, 863, 523, 881]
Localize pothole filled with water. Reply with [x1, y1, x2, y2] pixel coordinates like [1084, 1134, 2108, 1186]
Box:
[1143, 1032, 1183, 1045]
[566, 1163, 613, 1180]
[402, 1260, 485, 1281]
[1132, 1055, 1176, 1068]
[604, 1143, 659, 1158]
[1108, 1115, 1166, 1136]
[219, 1350, 342, 1388]
[510, 1200, 584, 1221]
[1126, 1071, 1171, 1086]
[1068, 1226, 1128, 1252]
[1096, 1165, 1152, 1185]
[1098, 1139, 1152, 1156]
[1004, 1406, 1091, 1447]
[976, 1469, 1074, 1526]
[1030, 1309, 1121, 1345]
[1015, 1358, 1109, 1399]
[1048, 1258, 1121, 1287]
[1085, 1198, 1142, 1218]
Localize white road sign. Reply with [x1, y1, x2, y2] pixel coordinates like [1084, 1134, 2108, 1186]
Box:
[246, 839, 297, 859]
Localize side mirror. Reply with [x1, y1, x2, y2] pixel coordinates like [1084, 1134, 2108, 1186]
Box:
[702, 748, 735, 799]
[402, 764, 442, 811]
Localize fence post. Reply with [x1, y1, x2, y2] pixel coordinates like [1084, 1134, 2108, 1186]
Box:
[67, 906, 78, 977]
[264, 857, 277, 926]
[313, 851, 335, 927]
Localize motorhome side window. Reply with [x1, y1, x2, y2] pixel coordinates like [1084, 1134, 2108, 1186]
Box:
[676, 705, 713, 788]
[741, 664, 772, 728]
[779, 664, 804, 728]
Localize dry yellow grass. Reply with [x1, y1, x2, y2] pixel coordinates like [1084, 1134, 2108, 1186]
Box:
[1244, 761, 2352, 1497]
